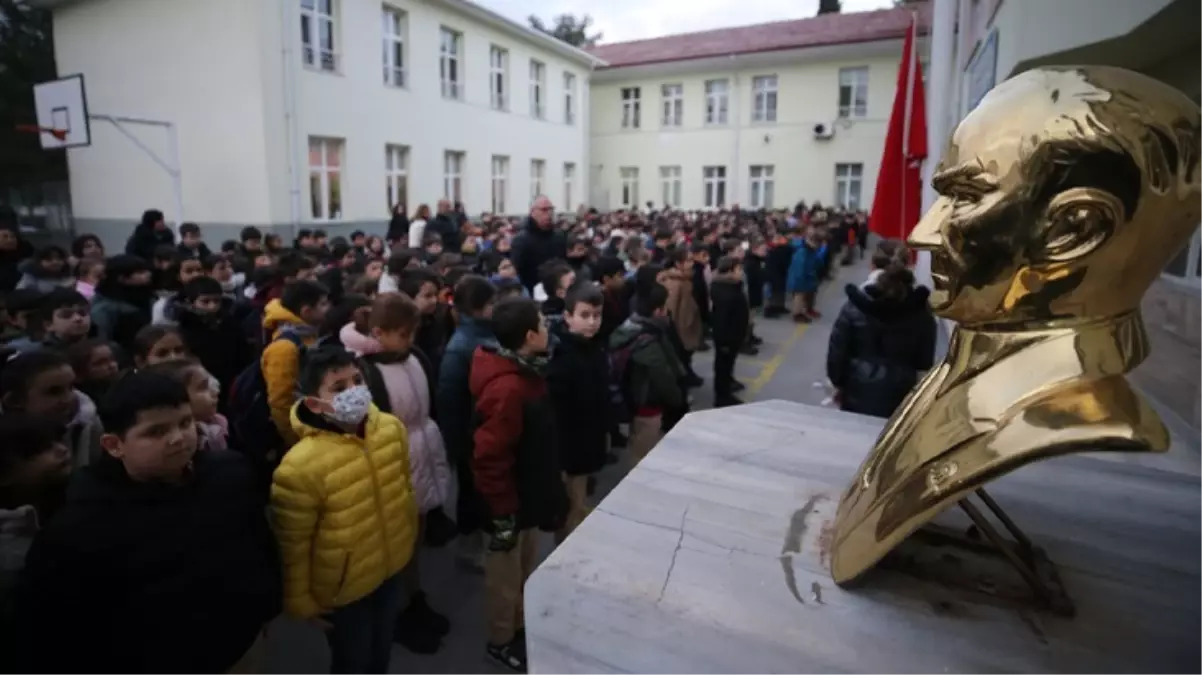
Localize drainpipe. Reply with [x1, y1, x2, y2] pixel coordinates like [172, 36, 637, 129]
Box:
[730, 56, 742, 207]
[280, 0, 302, 231]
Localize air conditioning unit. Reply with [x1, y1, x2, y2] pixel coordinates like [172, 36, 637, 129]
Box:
[813, 123, 835, 140]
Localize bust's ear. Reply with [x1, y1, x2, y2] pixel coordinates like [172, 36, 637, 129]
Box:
[1036, 187, 1123, 263]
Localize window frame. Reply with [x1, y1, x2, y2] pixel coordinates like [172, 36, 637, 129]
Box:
[704, 79, 730, 126]
[530, 159, 546, 199]
[443, 150, 465, 202]
[381, 6, 406, 88]
[491, 155, 509, 215]
[385, 143, 409, 212]
[439, 26, 463, 100]
[752, 75, 778, 123]
[308, 136, 344, 221]
[619, 167, 640, 208]
[621, 86, 642, 129]
[703, 165, 727, 208]
[659, 165, 682, 208]
[564, 72, 577, 124]
[838, 66, 869, 119]
[661, 83, 683, 128]
[489, 45, 508, 111]
[530, 60, 546, 119]
[564, 162, 576, 211]
[300, 0, 338, 72]
[749, 165, 774, 209]
[834, 162, 864, 210]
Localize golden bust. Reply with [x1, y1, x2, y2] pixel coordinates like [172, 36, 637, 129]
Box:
[830, 66, 1202, 585]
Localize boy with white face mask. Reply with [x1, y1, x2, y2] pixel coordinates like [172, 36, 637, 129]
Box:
[270, 347, 419, 674]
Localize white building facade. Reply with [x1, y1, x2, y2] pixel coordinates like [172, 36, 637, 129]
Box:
[44, 0, 601, 250]
[587, 6, 927, 213]
[923, 0, 1201, 427]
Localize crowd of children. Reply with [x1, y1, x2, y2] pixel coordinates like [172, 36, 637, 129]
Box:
[0, 198, 878, 674]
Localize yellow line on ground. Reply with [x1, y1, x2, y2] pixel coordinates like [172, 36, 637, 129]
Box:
[747, 323, 809, 396]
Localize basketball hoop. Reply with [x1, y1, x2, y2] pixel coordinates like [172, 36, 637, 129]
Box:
[15, 124, 68, 141]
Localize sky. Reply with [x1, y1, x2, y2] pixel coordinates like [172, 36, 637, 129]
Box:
[477, 0, 897, 44]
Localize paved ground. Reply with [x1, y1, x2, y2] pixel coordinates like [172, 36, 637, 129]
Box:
[262, 256, 875, 673]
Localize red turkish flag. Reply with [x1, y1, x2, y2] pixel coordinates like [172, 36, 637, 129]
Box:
[869, 14, 928, 242]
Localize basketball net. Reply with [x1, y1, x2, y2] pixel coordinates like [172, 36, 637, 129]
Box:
[15, 123, 67, 141]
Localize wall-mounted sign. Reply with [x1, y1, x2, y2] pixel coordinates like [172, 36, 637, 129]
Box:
[965, 29, 998, 113]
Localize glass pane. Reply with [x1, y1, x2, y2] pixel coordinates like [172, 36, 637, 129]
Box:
[318, 0, 331, 14]
[672, 181, 681, 206]
[302, 0, 315, 9]
[309, 172, 321, 218]
[320, 19, 333, 50]
[328, 171, 341, 219]
[386, 179, 394, 210]
[385, 149, 393, 171]
[751, 183, 761, 207]
[325, 142, 340, 168]
[308, 142, 322, 168]
[716, 181, 725, 207]
[300, 15, 311, 46]
[764, 182, 774, 208]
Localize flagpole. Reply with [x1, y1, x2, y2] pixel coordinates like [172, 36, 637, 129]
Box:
[900, 12, 918, 243]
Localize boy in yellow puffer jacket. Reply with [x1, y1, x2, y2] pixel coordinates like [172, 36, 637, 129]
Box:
[261, 280, 329, 447]
[271, 347, 419, 674]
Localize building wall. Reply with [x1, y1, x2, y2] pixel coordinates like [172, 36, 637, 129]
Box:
[288, 0, 591, 240]
[589, 50, 908, 212]
[53, 0, 276, 251]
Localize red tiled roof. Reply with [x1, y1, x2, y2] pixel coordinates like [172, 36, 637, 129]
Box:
[589, 3, 931, 69]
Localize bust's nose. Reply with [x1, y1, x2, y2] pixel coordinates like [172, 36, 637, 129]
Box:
[908, 198, 950, 249]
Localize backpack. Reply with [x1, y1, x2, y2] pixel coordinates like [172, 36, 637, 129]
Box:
[227, 328, 307, 467]
[608, 333, 655, 422]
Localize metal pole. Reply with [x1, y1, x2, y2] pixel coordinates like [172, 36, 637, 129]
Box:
[89, 114, 184, 234]
[280, 0, 302, 229]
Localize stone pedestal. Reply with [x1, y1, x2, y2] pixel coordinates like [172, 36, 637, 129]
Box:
[525, 401, 1201, 673]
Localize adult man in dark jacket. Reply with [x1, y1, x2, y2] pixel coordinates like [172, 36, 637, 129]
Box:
[427, 199, 461, 253]
[125, 208, 175, 261]
[511, 195, 566, 295]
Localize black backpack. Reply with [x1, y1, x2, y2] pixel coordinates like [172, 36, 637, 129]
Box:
[227, 328, 308, 467]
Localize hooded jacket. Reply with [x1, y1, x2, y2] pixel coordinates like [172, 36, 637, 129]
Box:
[664, 268, 704, 352]
[609, 315, 687, 414]
[710, 278, 750, 348]
[469, 346, 567, 531]
[437, 315, 496, 464]
[91, 283, 154, 346]
[787, 239, 823, 294]
[261, 300, 319, 444]
[124, 211, 175, 261]
[271, 402, 417, 619]
[511, 217, 567, 294]
[342, 323, 451, 513]
[13, 450, 281, 673]
[0, 225, 33, 293]
[547, 323, 611, 476]
[826, 283, 937, 418]
[14, 259, 74, 294]
[176, 298, 256, 398]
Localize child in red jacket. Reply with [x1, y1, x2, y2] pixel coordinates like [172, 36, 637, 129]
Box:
[469, 297, 567, 672]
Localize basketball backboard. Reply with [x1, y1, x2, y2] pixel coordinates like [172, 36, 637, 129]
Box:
[33, 74, 91, 150]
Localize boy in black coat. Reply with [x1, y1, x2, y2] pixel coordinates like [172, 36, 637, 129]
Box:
[173, 276, 255, 406]
[13, 371, 281, 673]
[710, 256, 751, 407]
[547, 283, 611, 543]
[689, 242, 712, 342]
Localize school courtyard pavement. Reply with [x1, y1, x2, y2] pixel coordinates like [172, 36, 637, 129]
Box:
[262, 257, 874, 673]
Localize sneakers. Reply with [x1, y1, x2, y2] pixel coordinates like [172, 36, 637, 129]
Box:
[486, 637, 527, 672]
[749, 335, 764, 346]
[393, 591, 449, 653]
[806, 309, 823, 320]
[731, 379, 746, 393]
[715, 395, 744, 408]
[684, 373, 705, 388]
[792, 313, 812, 323]
[739, 344, 760, 356]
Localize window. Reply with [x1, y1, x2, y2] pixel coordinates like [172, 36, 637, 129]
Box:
[444, 150, 464, 202]
[564, 163, 576, 211]
[530, 159, 545, 199]
[300, 0, 337, 71]
[621, 87, 641, 129]
[385, 144, 408, 211]
[703, 166, 726, 208]
[659, 166, 681, 208]
[529, 60, 546, 119]
[620, 167, 639, 208]
[838, 67, 869, 118]
[491, 155, 508, 214]
[489, 45, 508, 110]
[705, 79, 729, 125]
[749, 165, 774, 208]
[752, 75, 778, 123]
[1164, 227, 1202, 279]
[440, 27, 462, 99]
[834, 163, 864, 209]
[661, 83, 683, 127]
[564, 72, 577, 124]
[381, 7, 405, 87]
[308, 137, 343, 220]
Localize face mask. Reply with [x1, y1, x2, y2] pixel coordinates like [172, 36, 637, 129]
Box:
[326, 385, 372, 425]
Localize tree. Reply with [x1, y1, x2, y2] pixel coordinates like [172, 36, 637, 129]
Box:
[817, 0, 842, 15]
[528, 14, 603, 48]
[0, 0, 65, 193]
